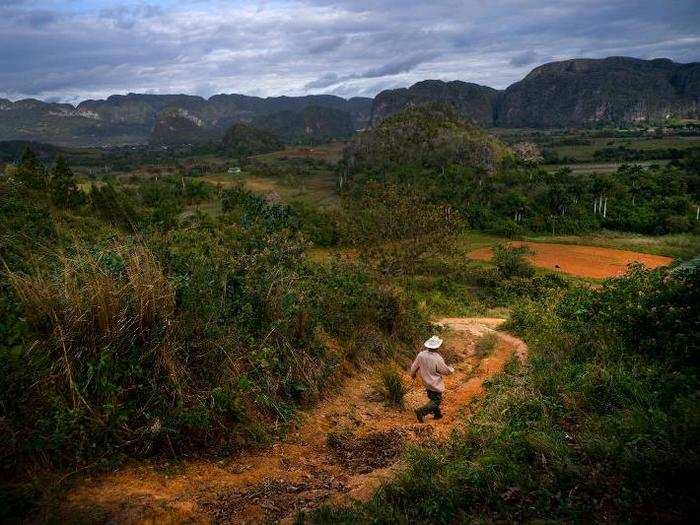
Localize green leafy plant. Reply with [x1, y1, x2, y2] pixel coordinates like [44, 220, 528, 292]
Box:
[492, 243, 535, 279]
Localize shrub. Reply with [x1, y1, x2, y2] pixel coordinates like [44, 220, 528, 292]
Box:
[90, 183, 141, 231]
[221, 186, 293, 232]
[474, 332, 498, 357]
[2, 215, 427, 473]
[343, 182, 463, 275]
[492, 243, 535, 279]
[373, 366, 409, 407]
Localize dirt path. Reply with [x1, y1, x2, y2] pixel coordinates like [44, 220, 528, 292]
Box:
[59, 318, 526, 524]
[468, 241, 673, 279]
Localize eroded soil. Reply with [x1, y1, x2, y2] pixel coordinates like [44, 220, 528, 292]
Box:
[56, 318, 526, 524]
[468, 241, 673, 279]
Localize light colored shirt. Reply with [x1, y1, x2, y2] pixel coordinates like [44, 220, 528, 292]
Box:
[410, 350, 454, 392]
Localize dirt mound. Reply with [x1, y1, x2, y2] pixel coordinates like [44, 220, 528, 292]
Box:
[469, 241, 673, 279]
[57, 318, 526, 524]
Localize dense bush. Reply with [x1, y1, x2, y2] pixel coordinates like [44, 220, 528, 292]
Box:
[492, 243, 535, 279]
[342, 182, 464, 275]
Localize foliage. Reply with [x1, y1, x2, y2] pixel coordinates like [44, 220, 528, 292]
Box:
[314, 265, 699, 522]
[0, 178, 57, 270]
[252, 105, 355, 145]
[49, 156, 80, 208]
[14, 147, 46, 190]
[372, 366, 409, 407]
[343, 182, 464, 275]
[1, 173, 426, 479]
[221, 185, 294, 232]
[344, 108, 699, 236]
[89, 182, 141, 231]
[492, 243, 535, 279]
[221, 122, 283, 158]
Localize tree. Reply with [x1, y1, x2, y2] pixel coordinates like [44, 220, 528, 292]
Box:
[50, 156, 79, 208]
[15, 147, 45, 189]
[345, 182, 463, 275]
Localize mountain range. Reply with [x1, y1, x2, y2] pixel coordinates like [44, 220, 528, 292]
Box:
[1, 57, 698, 147]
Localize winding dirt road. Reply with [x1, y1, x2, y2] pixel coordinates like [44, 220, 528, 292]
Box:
[58, 318, 526, 524]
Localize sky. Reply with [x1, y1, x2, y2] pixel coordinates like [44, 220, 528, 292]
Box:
[1, 0, 699, 104]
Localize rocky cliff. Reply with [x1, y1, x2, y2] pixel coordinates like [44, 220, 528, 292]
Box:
[369, 57, 699, 128]
[496, 57, 699, 127]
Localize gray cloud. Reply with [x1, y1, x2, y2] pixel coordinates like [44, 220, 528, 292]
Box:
[510, 51, 539, 67]
[307, 35, 346, 54]
[305, 54, 435, 89]
[0, 1, 698, 103]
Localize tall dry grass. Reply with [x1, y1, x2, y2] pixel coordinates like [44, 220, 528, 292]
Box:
[10, 246, 173, 344]
[8, 246, 177, 405]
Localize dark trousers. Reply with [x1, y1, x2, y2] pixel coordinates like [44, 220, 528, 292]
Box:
[417, 389, 442, 419]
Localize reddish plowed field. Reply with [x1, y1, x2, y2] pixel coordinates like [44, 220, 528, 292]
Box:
[469, 242, 673, 279]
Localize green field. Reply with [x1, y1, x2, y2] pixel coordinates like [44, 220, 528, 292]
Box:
[547, 135, 700, 161]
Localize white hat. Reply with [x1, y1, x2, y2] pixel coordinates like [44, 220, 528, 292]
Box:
[424, 335, 443, 349]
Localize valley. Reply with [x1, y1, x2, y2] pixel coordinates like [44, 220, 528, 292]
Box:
[1, 56, 698, 525]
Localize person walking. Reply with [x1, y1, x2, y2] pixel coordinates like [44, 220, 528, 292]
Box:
[410, 335, 454, 422]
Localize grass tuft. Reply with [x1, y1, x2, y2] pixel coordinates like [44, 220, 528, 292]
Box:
[373, 366, 409, 408]
[474, 332, 498, 357]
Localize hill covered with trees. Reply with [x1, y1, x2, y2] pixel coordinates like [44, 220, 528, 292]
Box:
[251, 105, 355, 145]
[345, 105, 700, 236]
[221, 122, 284, 158]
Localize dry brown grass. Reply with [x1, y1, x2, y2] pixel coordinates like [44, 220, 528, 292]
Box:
[9, 245, 175, 355]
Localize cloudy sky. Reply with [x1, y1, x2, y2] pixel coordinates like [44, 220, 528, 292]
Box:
[2, 0, 699, 104]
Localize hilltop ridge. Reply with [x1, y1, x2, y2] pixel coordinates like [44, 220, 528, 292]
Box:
[1, 56, 698, 146]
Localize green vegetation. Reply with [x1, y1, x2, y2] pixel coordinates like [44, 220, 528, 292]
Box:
[1, 102, 697, 522]
[491, 243, 534, 278]
[346, 103, 507, 174]
[538, 135, 700, 164]
[313, 263, 699, 522]
[252, 105, 355, 145]
[0, 148, 426, 518]
[373, 366, 409, 408]
[221, 122, 284, 159]
[344, 108, 700, 236]
[49, 156, 81, 208]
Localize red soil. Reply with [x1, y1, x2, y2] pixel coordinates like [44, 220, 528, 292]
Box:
[468, 242, 673, 279]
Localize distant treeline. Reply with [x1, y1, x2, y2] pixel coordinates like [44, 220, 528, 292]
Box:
[543, 145, 700, 164]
